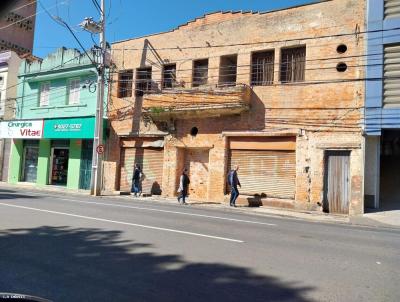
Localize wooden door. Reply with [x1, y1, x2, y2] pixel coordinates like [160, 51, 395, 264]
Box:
[185, 149, 209, 201]
[324, 151, 350, 214]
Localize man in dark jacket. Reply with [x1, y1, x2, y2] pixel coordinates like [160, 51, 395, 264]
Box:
[228, 165, 241, 207]
[177, 168, 190, 204]
[131, 164, 142, 197]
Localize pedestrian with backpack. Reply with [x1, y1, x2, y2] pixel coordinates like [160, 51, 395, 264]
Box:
[177, 168, 190, 205]
[227, 165, 241, 207]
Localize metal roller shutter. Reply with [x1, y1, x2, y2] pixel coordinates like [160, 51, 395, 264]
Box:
[384, 44, 400, 107]
[384, 0, 400, 19]
[229, 150, 296, 199]
[120, 147, 164, 195]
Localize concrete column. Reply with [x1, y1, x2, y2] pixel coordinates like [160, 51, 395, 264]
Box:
[8, 139, 23, 183]
[67, 139, 82, 190]
[37, 139, 51, 186]
[364, 135, 380, 209]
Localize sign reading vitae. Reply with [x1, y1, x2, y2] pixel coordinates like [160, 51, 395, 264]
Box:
[0, 120, 43, 139]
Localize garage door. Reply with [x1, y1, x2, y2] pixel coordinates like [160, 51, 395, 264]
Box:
[120, 147, 164, 194]
[228, 150, 296, 199]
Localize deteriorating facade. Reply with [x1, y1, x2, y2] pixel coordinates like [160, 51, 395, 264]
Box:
[105, 0, 366, 215]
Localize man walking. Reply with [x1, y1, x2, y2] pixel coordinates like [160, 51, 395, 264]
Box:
[228, 165, 241, 207]
[177, 168, 190, 205]
[131, 164, 142, 197]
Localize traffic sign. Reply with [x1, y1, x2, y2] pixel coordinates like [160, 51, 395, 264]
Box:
[96, 144, 105, 154]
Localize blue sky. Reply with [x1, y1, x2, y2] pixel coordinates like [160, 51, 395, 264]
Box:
[33, 0, 316, 58]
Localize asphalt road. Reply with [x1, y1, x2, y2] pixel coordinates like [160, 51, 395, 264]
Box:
[0, 187, 399, 302]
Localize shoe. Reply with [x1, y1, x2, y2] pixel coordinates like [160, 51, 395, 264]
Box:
[232, 204, 237, 207]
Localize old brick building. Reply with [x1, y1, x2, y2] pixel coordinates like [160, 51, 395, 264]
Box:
[104, 0, 366, 215]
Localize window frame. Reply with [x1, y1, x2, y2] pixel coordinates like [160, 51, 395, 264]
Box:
[67, 78, 81, 105]
[162, 64, 177, 89]
[192, 58, 209, 87]
[135, 67, 152, 97]
[250, 50, 275, 86]
[280, 45, 306, 83]
[39, 82, 50, 107]
[117, 69, 133, 98]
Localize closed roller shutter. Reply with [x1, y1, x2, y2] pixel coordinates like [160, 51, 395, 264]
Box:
[384, 0, 400, 19]
[229, 150, 296, 199]
[120, 147, 164, 195]
[384, 44, 400, 107]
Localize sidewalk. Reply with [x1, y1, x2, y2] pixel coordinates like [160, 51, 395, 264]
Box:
[1, 182, 399, 229]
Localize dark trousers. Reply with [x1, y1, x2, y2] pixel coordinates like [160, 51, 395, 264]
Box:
[178, 189, 188, 203]
[230, 186, 239, 205]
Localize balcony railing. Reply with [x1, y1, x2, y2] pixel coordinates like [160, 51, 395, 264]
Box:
[142, 83, 251, 120]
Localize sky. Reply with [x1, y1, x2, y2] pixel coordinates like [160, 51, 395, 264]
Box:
[33, 0, 317, 58]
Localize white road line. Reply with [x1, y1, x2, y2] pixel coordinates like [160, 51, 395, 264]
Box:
[0, 202, 244, 243]
[12, 191, 276, 226]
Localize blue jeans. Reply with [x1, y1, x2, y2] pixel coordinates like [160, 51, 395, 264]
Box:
[230, 186, 239, 205]
[132, 180, 140, 196]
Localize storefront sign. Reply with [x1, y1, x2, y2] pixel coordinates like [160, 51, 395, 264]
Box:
[43, 117, 95, 139]
[0, 120, 43, 139]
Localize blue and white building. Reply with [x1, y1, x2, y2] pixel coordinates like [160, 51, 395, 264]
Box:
[365, 0, 400, 210]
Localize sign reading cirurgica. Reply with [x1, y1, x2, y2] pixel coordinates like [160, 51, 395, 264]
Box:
[0, 120, 43, 139]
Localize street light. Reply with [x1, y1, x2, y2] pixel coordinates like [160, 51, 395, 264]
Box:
[80, 1, 106, 196]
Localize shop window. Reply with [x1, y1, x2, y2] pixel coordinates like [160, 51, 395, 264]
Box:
[192, 59, 208, 87]
[280, 46, 306, 83]
[117, 69, 133, 98]
[135, 67, 152, 96]
[22, 140, 39, 183]
[162, 64, 177, 89]
[219, 55, 237, 87]
[251, 50, 274, 86]
[68, 79, 80, 105]
[39, 82, 50, 106]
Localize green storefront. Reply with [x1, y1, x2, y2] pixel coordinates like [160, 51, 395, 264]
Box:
[9, 117, 96, 190]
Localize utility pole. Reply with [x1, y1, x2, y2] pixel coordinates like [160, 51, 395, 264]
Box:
[81, 0, 106, 196]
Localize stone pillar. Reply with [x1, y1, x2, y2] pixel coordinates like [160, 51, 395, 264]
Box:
[8, 139, 23, 183]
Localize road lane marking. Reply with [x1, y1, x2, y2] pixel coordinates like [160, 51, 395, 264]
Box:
[0, 202, 244, 243]
[9, 191, 276, 226]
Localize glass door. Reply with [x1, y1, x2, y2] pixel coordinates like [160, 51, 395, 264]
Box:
[51, 148, 69, 185]
[23, 146, 39, 182]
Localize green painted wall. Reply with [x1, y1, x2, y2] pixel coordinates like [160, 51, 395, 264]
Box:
[37, 140, 51, 185]
[8, 140, 23, 183]
[67, 139, 82, 190]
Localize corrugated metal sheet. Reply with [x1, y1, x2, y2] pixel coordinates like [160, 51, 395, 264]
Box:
[120, 147, 164, 195]
[229, 150, 296, 199]
[384, 0, 400, 18]
[324, 151, 350, 214]
[384, 44, 400, 107]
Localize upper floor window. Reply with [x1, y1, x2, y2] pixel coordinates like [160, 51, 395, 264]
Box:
[383, 43, 400, 107]
[68, 79, 80, 105]
[384, 0, 400, 19]
[280, 46, 306, 83]
[162, 64, 177, 89]
[192, 59, 208, 87]
[219, 54, 237, 87]
[118, 69, 133, 98]
[39, 82, 50, 107]
[251, 50, 274, 86]
[135, 67, 152, 96]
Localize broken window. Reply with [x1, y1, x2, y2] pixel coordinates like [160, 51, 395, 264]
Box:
[280, 46, 306, 83]
[117, 70, 133, 98]
[135, 67, 152, 96]
[219, 55, 237, 87]
[192, 59, 208, 87]
[162, 64, 176, 89]
[251, 50, 275, 86]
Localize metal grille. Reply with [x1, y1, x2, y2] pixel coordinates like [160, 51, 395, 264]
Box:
[384, 0, 400, 18]
[192, 59, 208, 87]
[228, 150, 296, 199]
[120, 147, 164, 195]
[251, 51, 274, 86]
[135, 67, 152, 96]
[117, 70, 133, 98]
[162, 64, 176, 89]
[383, 44, 400, 107]
[280, 46, 306, 83]
[324, 151, 350, 214]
